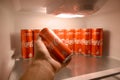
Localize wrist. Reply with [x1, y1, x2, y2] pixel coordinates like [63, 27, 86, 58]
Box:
[47, 58, 62, 72]
[33, 58, 62, 73]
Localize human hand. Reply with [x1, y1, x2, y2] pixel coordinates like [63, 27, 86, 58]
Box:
[20, 37, 71, 80]
[34, 37, 62, 72]
[34, 37, 71, 71]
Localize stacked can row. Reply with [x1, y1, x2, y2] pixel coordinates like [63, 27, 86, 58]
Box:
[53, 28, 103, 57]
[21, 28, 103, 58]
[21, 29, 40, 58]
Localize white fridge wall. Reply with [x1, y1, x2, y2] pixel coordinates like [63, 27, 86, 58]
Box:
[15, 13, 86, 30]
[0, 0, 15, 80]
[86, 0, 120, 60]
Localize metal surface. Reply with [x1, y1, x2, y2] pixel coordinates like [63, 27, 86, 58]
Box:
[9, 55, 120, 80]
[13, 0, 108, 15]
[49, 0, 108, 15]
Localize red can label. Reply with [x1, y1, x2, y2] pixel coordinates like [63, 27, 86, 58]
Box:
[74, 29, 82, 54]
[67, 29, 75, 53]
[40, 28, 72, 63]
[91, 28, 103, 56]
[81, 28, 92, 56]
[21, 29, 34, 58]
[33, 29, 41, 41]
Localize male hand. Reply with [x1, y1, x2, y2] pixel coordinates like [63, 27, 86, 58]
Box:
[20, 37, 71, 80]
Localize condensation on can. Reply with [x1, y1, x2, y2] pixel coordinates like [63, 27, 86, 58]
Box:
[21, 29, 34, 59]
[81, 28, 92, 56]
[91, 28, 103, 57]
[40, 28, 72, 63]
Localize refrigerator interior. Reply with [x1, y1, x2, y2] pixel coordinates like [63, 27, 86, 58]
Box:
[0, 0, 120, 80]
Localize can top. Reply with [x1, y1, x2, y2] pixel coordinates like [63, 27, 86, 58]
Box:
[21, 29, 33, 33]
[21, 29, 32, 31]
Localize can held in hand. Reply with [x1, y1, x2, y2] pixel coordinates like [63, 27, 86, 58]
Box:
[21, 29, 34, 58]
[91, 28, 103, 57]
[39, 28, 72, 63]
[53, 29, 68, 46]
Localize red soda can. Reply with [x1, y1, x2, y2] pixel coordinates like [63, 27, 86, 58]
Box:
[74, 29, 82, 54]
[33, 29, 41, 41]
[81, 28, 92, 56]
[53, 29, 59, 36]
[91, 28, 103, 56]
[53, 29, 66, 44]
[21, 29, 34, 58]
[67, 29, 75, 53]
[39, 28, 72, 63]
[33, 29, 41, 55]
[57, 29, 65, 43]
[64, 29, 69, 46]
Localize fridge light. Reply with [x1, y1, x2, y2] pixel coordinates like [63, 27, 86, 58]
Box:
[56, 14, 85, 18]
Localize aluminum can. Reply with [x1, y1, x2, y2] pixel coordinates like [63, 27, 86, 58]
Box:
[81, 28, 92, 56]
[67, 29, 75, 53]
[33, 29, 41, 41]
[58, 29, 65, 40]
[64, 29, 69, 46]
[91, 28, 103, 56]
[21, 29, 34, 58]
[57, 29, 65, 43]
[40, 28, 72, 63]
[33, 29, 41, 55]
[53, 29, 67, 45]
[53, 29, 59, 36]
[74, 29, 82, 54]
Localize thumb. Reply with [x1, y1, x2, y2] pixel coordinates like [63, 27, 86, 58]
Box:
[34, 37, 51, 60]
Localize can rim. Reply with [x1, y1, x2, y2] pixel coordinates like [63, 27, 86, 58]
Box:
[63, 53, 74, 64]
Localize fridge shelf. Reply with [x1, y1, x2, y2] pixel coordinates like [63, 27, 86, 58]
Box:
[9, 55, 120, 80]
